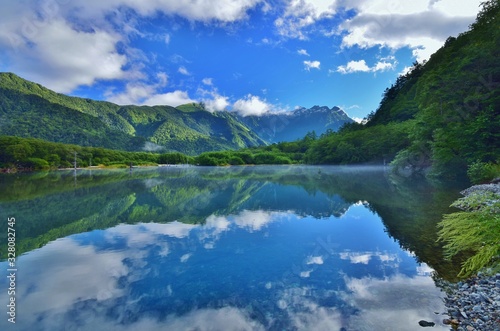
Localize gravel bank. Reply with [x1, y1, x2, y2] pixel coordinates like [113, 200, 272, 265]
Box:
[438, 182, 500, 330]
[461, 183, 500, 196]
[439, 273, 500, 331]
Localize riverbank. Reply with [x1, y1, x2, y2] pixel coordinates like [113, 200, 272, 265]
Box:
[439, 272, 500, 330]
[438, 182, 500, 330]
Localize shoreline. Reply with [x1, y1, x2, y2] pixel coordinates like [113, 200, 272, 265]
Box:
[439, 273, 500, 331]
[440, 182, 500, 331]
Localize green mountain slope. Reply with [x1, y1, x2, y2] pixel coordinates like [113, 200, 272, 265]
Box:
[0, 86, 145, 150]
[306, 0, 500, 177]
[0, 73, 266, 154]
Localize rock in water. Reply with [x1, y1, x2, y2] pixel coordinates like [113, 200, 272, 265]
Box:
[418, 320, 435, 327]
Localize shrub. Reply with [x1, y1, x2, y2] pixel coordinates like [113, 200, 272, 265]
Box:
[23, 158, 49, 170]
[228, 156, 245, 165]
[467, 161, 500, 184]
[438, 191, 500, 277]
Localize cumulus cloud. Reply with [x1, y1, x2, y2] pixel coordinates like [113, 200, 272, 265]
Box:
[297, 49, 310, 56]
[143, 90, 195, 107]
[339, 250, 399, 265]
[197, 87, 230, 112]
[274, 0, 337, 39]
[336, 0, 482, 61]
[233, 94, 272, 116]
[336, 60, 370, 74]
[336, 59, 396, 74]
[202, 77, 213, 85]
[304, 60, 321, 71]
[0, 0, 263, 94]
[52, 0, 264, 25]
[105, 71, 193, 107]
[204, 95, 230, 112]
[0, 18, 128, 93]
[342, 273, 446, 329]
[178, 66, 191, 76]
[272, 0, 481, 62]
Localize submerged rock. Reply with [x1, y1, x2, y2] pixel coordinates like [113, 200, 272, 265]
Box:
[418, 320, 435, 327]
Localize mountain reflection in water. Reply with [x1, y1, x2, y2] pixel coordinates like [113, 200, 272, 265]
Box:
[0, 165, 467, 331]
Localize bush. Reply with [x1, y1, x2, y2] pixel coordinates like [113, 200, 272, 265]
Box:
[467, 161, 500, 184]
[159, 152, 189, 164]
[228, 156, 245, 165]
[196, 154, 220, 166]
[23, 158, 49, 170]
[438, 190, 500, 277]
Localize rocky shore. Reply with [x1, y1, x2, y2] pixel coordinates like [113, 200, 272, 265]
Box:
[438, 273, 500, 331]
[438, 182, 500, 331]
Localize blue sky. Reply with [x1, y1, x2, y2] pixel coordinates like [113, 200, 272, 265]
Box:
[0, 0, 482, 121]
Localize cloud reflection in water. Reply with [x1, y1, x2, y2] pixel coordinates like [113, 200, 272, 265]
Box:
[0, 206, 448, 331]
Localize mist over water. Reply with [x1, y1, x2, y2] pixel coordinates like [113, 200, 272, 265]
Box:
[0, 166, 467, 330]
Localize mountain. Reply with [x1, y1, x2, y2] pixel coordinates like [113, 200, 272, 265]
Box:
[0, 73, 266, 155]
[237, 105, 353, 143]
[0, 73, 352, 154]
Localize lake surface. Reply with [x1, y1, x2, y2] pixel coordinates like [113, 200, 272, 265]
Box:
[0, 165, 467, 331]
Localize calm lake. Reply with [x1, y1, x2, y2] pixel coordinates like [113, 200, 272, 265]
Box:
[0, 165, 467, 331]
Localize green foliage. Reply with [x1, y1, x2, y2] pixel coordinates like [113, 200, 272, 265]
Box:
[194, 149, 293, 166]
[0, 135, 159, 170]
[305, 122, 411, 164]
[23, 158, 50, 170]
[438, 190, 500, 277]
[253, 152, 292, 164]
[299, 0, 500, 173]
[467, 161, 500, 184]
[158, 152, 192, 164]
[0, 73, 266, 155]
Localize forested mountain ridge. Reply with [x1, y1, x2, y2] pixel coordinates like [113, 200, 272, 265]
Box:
[0, 73, 267, 154]
[0, 73, 352, 154]
[305, 0, 500, 178]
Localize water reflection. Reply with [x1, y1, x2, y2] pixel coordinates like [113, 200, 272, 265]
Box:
[0, 166, 466, 330]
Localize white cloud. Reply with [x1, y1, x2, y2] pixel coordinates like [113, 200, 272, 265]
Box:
[297, 49, 310, 56]
[202, 77, 213, 85]
[180, 253, 192, 263]
[336, 60, 370, 74]
[156, 72, 169, 86]
[342, 274, 446, 329]
[306, 256, 324, 265]
[233, 94, 272, 116]
[144, 90, 195, 107]
[372, 60, 395, 72]
[0, 0, 263, 94]
[232, 210, 278, 231]
[0, 19, 128, 93]
[205, 95, 230, 112]
[178, 66, 190, 76]
[336, 0, 482, 61]
[106, 82, 157, 105]
[164, 33, 171, 45]
[304, 60, 321, 71]
[59, 0, 264, 24]
[336, 59, 396, 74]
[105, 71, 193, 107]
[275, 0, 337, 39]
[140, 221, 197, 238]
[272, 0, 482, 61]
[339, 251, 399, 265]
[197, 87, 230, 112]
